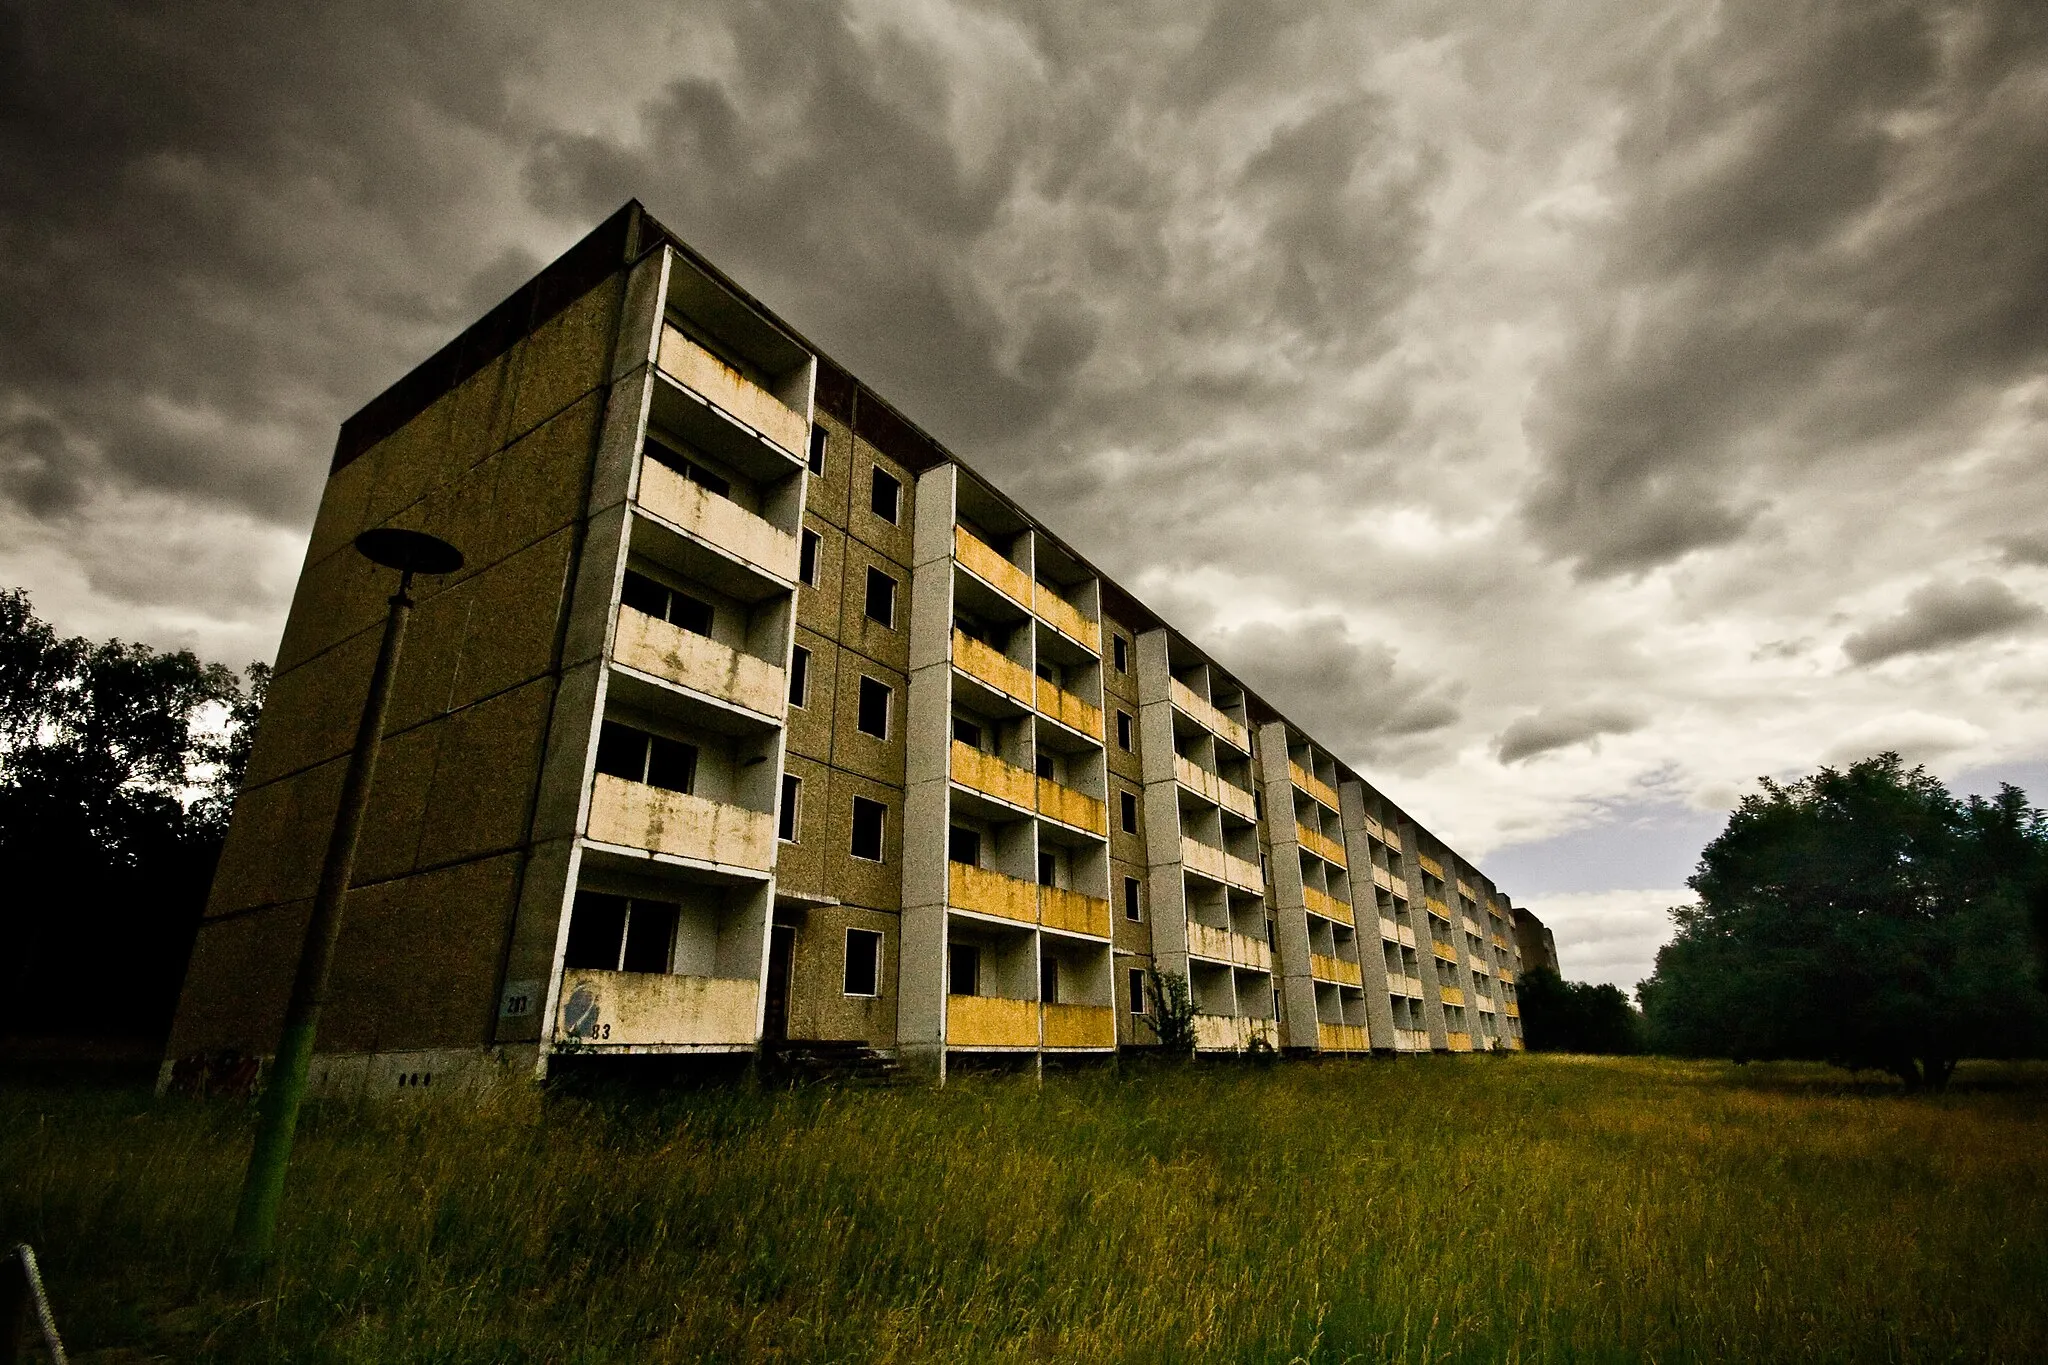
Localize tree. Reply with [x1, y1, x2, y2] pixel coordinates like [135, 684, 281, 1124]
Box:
[0, 588, 266, 1041]
[1519, 967, 1643, 1053]
[1142, 968, 1197, 1056]
[1639, 753, 2048, 1089]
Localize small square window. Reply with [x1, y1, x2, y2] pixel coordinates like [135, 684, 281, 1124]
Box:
[645, 735, 698, 793]
[621, 900, 678, 973]
[844, 927, 882, 996]
[789, 646, 810, 708]
[950, 942, 980, 996]
[620, 569, 669, 620]
[870, 467, 902, 524]
[851, 795, 886, 861]
[948, 825, 981, 866]
[800, 528, 821, 587]
[593, 720, 645, 782]
[1036, 752, 1055, 780]
[808, 424, 828, 476]
[857, 675, 892, 738]
[779, 773, 801, 842]
[1115, 710, 1133, 751]
[564, 892, 628, 969]
[670, 592, 714, 636]
[864, 567, 897, 628]
[1112, 635, 1129, 673]
[1119, 790, 1139, 834]
[1128, 967, 1146, 1015]
[952, 715, 982, 749]
[1123, 876, 1142, 921]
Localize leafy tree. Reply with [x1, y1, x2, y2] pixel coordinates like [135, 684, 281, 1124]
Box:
[1142, 968, 1197, 1056]
[1519, 967, 1643, 1053]
[1639, 753, 2048, 1089]
[0, 588, 265, 1041]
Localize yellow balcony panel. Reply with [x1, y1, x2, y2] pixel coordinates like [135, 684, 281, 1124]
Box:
[1493, 932, 1512, 951]
[1394, 1026, 1430, 1052]
[586, 774, 774, 871]
[947, 994, 1040, 1048]
[1497, 966, 1516, 984]
[1288, 761, 1341, 813]
[1186, 919, 1273, 972]
[1168, 677, 1250, 753]
[1297, 823, 1348, 868]
[1310, 952, 1362, 987]
[1363, 814, 1384, 842]
[1425, 896, 1451, 919]
[1379, 915, 1400, 941]
[557, 969, 759, 1048]
[1462, 915, 1485, 938]
[951, 740, 1036, 808]
[953, 630, 1035, 706]
[1505, 1001, 1521, 1019]
[1381, 826, 1403, 853]
[1447, 1030, 1474, 1052]
[954, 525, 1033, 607]
[1508, 1035, 1525, 1051]
[637, 460, 799, 580]
[1034, 581, 1100, 652]
[1180, 835, 1227, 883]
[1224, 851, 1265, 896]
[1036, 776, 1107, 835]
[1318, 1022, 1369, 1052]
[1456, 879, 1477, 901]
[613, 608, 784, 717]
[948, 861, 1037, 926]
[1040, 884, 1111, 938]
[1304, 884, 1353, 927]
[1193, 1014, 1279, 1052]
[1036, 675, 1104, 738]
[1417, 853, 1445, 880]
[656, 325, 807, 458]
[1440, 985, 1466, 1007]
[1432, 939, 1459, 963]
[1043, 1002, 1115, 1049]
[1173, 755, 1257, 821]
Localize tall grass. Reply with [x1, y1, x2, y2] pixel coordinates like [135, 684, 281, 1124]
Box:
[3, 1055, 2044, 1362]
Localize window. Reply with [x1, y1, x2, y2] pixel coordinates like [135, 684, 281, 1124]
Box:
[808, 424, 827, 476]
[1035, 658, 1059, 685]
[564, 893, 677, 973]
[1040, 955, 1060, 1004]
[950, 942, 979, 996]
[1123, 876, 1142, 921]
[1129, 967, 1146, 1015]
[619, 569, 713, 635]
[799, 528, 820, 586]
[952, 715, 983, 749]
[644, 438, 731, 497]
[1115, 710, 1133, 751]
[948, 825, 981, 866]
[1112, 634, 1129, 673]
[594, 721, 697, 794]
[850, 795, 886, 860]
[844, 928, 882, 996]
[856, 676, 892, 738]
[1036, 752, 1055, 780]
[870, 466, 902, 524]
[864, 567, 897, 627]
[779, 773, 801, 842]
[788, 646, 810, 708]
[1037, 850, 1056, 886]
[1119, 790, 1138, 834]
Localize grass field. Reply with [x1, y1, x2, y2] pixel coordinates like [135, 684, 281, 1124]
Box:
[3, 1054, 2045, 1363]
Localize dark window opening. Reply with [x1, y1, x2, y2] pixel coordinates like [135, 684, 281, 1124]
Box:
[870, 467, 902, 523]
[1037, 850, 1056, 886]
[1035, 659, 1058, 684]
[1116, 710, 1133, 751]
[593, 722, 697, 795]
[1129, 967, 1146, 1015]
[1112, 635, 1129, 673]
[779, 773, 801, 842]
[619, 569, 713, 636]
[789, 646, 810, 708]
[1124, 876, 1142, 921]
[1119, 790, 1139, 834]
[851, 796, 886, 860]
[645, 735, 698, 793]
[949, 825, 981, 866]
[950, 943, 980, 996]
[864, 567, 897, 628]
[952, 715, 983, 749]
[1036, 752, 1055, 780]
[844, 928, 882, 996]
[800, 528, 821, 586]
[644, 437, 731, 497]
[857, 676, 891, 738]
[621, 902, 678, 973]
[1040, 956, 1060, 1005]
[565, 893, 677, 974]
[808, 424, 827, 476]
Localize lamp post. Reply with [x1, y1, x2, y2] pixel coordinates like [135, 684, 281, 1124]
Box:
[229, 527, 462, 1274]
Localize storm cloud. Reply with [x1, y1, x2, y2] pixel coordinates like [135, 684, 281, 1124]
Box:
[1843, 578, 2042, 665]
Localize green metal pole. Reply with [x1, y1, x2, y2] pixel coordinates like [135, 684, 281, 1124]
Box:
[229, 571, 415, 1274]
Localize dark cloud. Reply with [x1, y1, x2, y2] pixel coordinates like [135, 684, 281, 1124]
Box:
[1997, 532, 2048, 568]
[1842, 577, 2042, 665]
[1496, 704, 1646, 764]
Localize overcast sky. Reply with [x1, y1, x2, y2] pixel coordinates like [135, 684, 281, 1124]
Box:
[5, 0, 2045, 990]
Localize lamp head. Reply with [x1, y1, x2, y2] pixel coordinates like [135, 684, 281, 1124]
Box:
[353, 528, 464, 577]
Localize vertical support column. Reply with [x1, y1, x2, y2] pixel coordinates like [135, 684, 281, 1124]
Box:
[1403, 820, 1448, 1051]
[1255, 721, 1318, 1052]
[1134, 630, 1189, 984]
[1338, 780, 1398, 1050]
[899, 464, 959, 1080]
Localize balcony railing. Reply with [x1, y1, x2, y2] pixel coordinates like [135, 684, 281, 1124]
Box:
[637, 460, 799, 580]
[1363, 814, 1384, 842]
[656, 325, 806, 458]
[1382, 827, 1402, 853]
[1462, 915, 1485, 938]
[1318, 1022, 1369, 1052]
[613, 608, 784, 717]
[1193, 1014, 1279, 1052]
[1043, 1003, 1115, 1049]
[953, 630, 1034, 706]
[1417, 853, 1445, 880]
[954, 525, 1033, 606]
[946, 994, 1039, 1048]
[1037, 776, 1107, 835]
[1034, 581, 1099, 652]
[1178, 836, 1263, 895]
[1395, 973, 1427, 997]
[1497, 966, 1515, 984]
[556, 969, 760, 1048]
[1505, 1001, 1521, 1019]
[1393, 1027, 1430, 1052]
[1173, 754, 1257, 821]
[1288, 761, 1341, 813]
[585, 774, 774, 871]
[1297, 822, 1348, 868]
[1432, 939, 1459, 963]
[1186, 919, 1272, 972]
[1303, 884, 1353, 927]
[1398, 924, 1416, 949]
[1379, 915, 1400, 941]
[1168, 677, 1250, 753]
[948, 860, 1037, 926]
[1446, 1030, 1473, 1051]
[1040, 884, 1111, 938]
[950, 740, 1035, 808]
[1372, 864, 1395, 892]
[1440, 985, 1466, 1007]
[1457, 879, 1477, 900]
[1493, 932, 1512, 951]
[1468, 955, 1492, 976]
[1310, 952, 1362, 987]
[1473, 992, 1496, 1012]
[1035, 676, 1103, 738]
[1425, 896, 1451, 919]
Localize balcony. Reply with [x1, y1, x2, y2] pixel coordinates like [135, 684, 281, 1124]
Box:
[656, 325, 808, 458]
[1417, 853, 1444, 880]
[1440, 985, 1466, 1007]
[585, 774, 774, 872]
[1398, 924, 1417, 948]
[1379, 915, 1400, 941]
[1372, 864, 1395, 893]
[1497, 966, 1515, 984]
[556, 969, 759, 1048]
[1473, 992, 1497, 1013]
[1462, 915, 1485, 938]
[1193, 1014, 1279, 1052]
[954, 525, 1032, 607]
[946, 994, 1039, 1048]
[1297, 823, 1348, 868]
[1043, 1003, 1115, 1049]
[1505, 1001, 1521, 1019]
[1037, 776, 1107, 835]
[1288, 761, 1341, 813]
[1186, 919, 1272, 972]
[1493, 932, 1512, 951]
[1425, 896, 1451, 919]
[1310, 952, 1362, 987]
[1318, 1022, 1369, 1052]
[953, 630, 1034, 706]
[613, 609, 783, 718]
[949, 860, 1037, 927]
[637, 460, 800, 581]
[1446, 1031, 1473, 1051]
[950, 740, 1035, 808]
[1468, 956, 1492, 976]
[1363, 814, 1384, 842]
[1177, 835, 1262, 895]
[1173, 755, 1258, 821]
[1382, 827, 1402, 853]
[1036, 676, 1103, 738]
[1395, 973, 1427, 997]
[1393, 1027, 1429, 1051]
[1303, 885, 1353, 927]
[1168, 678, 1250, 753]
[1432, 939, 1459, 963]
[1040, 883, 1111, 938]
[1034, 582, 1099, 653]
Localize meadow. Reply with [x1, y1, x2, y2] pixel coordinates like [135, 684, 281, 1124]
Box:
[2, 1053, 2044, 1363]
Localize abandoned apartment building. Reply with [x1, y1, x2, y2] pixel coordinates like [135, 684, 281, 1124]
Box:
[165, 200, 1542, 1093]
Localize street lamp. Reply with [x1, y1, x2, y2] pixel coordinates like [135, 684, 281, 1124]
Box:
[229, 527, 462, 1273]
